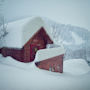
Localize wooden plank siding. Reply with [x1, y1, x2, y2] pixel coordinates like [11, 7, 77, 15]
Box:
[0, 47, 24, 62]
[23, 27, 53, 62]
[35, 54, 64, 73]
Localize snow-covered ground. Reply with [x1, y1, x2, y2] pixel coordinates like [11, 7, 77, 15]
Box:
[0, 54, 90, 90]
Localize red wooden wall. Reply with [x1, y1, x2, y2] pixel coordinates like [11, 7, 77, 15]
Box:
[35, 54, 64, 73]
[23, 27, 53, 62]
[1, 47, 24, 62]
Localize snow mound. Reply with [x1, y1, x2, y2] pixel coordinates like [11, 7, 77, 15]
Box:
[0, 54, 90, 76]
[0, 55, 36, 71]
[64, 59, 90, 75]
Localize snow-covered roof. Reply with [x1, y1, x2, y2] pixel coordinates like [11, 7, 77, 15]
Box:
[0, 16, 53, 48]
[35, 45, 65, 62]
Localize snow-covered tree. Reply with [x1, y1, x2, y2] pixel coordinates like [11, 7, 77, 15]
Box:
[0, 0, 8, 40]
[0, 16, 8, 39]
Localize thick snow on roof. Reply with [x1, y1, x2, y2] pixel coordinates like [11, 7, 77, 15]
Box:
[35, 45, 65, 62]
[0, 16, 53, 48]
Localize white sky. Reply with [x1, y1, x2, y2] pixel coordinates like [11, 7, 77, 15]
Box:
[2, 0, 90, 30]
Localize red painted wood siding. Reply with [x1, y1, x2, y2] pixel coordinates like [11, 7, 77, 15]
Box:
[23, 27, 53, 62]
[1, 47, 24, 62]
[35, 54, 64, 73]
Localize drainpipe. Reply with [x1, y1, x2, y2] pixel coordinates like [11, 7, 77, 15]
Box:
[0, 48, 1, 53]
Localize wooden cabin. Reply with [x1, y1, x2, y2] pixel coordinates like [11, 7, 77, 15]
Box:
[0, 18, 53, 62]
[0, 17, 65, 73]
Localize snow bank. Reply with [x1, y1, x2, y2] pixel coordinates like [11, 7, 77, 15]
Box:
[0, 55, 90, 90]
[64, 59, 90, 75]
[0, 54, 90, 76]
[0, 54, 36, 71]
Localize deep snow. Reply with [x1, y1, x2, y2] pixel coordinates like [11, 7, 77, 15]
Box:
[0, 54, 90, 90]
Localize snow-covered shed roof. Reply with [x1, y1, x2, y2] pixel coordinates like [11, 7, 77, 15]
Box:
[35, 45, 65, 62]
[0, 17, 53, 48]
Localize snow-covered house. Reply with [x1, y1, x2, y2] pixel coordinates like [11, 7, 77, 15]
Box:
[0, 17, 65, 73]
[0, 17, 53, 61]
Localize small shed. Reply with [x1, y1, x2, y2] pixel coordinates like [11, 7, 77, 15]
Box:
[35, 45, 65, 73]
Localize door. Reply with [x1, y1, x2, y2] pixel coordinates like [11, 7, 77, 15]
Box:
[30, 44, 40, 61]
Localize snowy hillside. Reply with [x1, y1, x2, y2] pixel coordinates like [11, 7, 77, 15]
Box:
[42, 17, 90, 63]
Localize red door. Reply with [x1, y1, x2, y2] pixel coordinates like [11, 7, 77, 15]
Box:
[30, 44, 40, 61]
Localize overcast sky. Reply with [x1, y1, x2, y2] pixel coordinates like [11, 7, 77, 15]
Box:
[1, 0, 90, 30]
